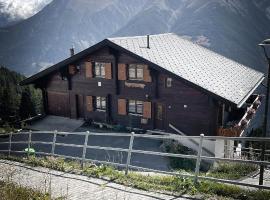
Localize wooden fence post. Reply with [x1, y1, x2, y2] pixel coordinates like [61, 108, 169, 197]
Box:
[51, 130, 57, 155]
[8, 132, 12, 157]
[125, 132, 135, 175]
[194, 133, 204, 184]
[81, 131, 90, 168]
[27, 130, 32, 159]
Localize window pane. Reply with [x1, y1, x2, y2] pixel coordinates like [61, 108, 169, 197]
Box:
[101, 64, 105, 77]
[136, 101, 143, 114]
[129, 67, 136, 79]
[137, 67, 143, 79]
[101, 97, 106, 109]
[95, 64, 100, 76]
[96, 97, 101, 108]
[129, 100, 136, 113]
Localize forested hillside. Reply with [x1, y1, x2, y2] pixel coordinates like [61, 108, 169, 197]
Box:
[0, 66, 42, 130]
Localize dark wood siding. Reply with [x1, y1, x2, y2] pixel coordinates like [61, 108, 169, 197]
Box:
[41, 46, 219, 136]
[157, 74, 217, 135]
[47, 91, 69, 117]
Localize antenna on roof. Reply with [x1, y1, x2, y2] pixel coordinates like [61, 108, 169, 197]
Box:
[70, 44, 75, 57]
[147, 35, 150, 49]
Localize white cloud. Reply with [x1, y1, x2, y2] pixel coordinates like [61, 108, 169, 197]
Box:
[0, 0, 53, 21]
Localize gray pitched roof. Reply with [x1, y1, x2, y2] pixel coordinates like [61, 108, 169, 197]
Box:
[108, 33, 264, 108]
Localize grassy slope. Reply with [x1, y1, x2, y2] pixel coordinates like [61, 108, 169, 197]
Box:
[1, 155, 269, 200]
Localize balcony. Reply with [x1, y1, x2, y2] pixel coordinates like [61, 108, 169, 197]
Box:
[217, 94, 262, 137]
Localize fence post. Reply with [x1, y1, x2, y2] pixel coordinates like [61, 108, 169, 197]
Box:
[194, 133, 204, 184]
[8, 132, 13, 157]
[27, 130, 32, 159]
[81, 131, 89, 169]
[51, 130, 57, 155]
[125, 132, 135, 175]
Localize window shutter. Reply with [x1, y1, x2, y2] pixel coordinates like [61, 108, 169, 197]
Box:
[118, 63, 126, 80]
[69, 65, 76, 75]
[86, 96, 93, 112]
[143, 65, 152, 82]
[143, 101, 152, 119]
[118, 99, 127, 115]
[105, 63, 112, 79]
[85, 62, 93, 78]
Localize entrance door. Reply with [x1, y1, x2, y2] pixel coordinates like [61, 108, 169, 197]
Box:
[76, 94, 84, 119]
[155, 103, 165, 130]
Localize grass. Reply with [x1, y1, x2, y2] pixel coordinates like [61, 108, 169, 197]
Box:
[0, 180, 51, 200]
[206, 162, 258, 180]
[1, 155, 269, 200]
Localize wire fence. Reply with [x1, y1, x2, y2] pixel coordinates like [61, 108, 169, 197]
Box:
[0, 130, 270, 190]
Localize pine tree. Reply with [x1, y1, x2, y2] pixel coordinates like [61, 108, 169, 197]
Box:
[19, 87, 36, 120]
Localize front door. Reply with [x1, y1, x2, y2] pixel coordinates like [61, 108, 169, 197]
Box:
[154, 103, 165, 130]
[76, 94, 84, 119]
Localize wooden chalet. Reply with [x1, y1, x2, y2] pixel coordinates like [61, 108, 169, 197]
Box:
[21, 33, 264, 136]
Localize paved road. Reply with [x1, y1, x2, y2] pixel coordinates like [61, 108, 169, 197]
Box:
[0, 159, 196, 200]
[0, 128, 170, 171]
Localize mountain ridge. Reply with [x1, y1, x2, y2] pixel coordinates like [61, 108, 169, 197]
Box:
[0, 0, 269, 75]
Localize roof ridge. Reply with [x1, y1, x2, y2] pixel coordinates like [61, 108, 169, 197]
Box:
[108, 33, 175, 40]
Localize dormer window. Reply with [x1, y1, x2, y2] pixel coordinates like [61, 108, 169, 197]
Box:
[94, 62, 105, 78]
[128, 64, 144, 81]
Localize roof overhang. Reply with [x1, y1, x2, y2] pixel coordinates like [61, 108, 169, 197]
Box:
[236, 75, 264, 108]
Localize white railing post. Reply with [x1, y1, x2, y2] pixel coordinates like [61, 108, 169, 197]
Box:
[8, 132, 12, 157]
[51, 130, 57, 155]
[27, 130, 32, 158]
[81, 131, 90, 168]
[125, 132, 135, 175]
[194, 133, 204, 184]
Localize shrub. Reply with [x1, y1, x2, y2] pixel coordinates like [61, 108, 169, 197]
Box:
[162, 139, 197, 171]
[208, 162, 257, 180]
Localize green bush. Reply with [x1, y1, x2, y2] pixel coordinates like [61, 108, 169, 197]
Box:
[162, 139, 197, 171]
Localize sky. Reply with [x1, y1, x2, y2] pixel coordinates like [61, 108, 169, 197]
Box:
[0, 0, 53, 22]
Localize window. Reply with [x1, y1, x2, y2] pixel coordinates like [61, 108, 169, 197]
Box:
[128, 64, 144, 80]
[94, 62, 105, 78]
[166, 77, 172, 88]
[95, 96, 106, 111]
[128, 100, 143, 115]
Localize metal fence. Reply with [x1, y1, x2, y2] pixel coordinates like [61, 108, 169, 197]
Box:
[0, 130, 270, 190]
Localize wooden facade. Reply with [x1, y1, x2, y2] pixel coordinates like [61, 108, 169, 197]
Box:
[32, 45, 260, 136]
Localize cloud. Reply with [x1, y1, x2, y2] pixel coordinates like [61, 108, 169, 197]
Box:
[0, 0, 53, 22]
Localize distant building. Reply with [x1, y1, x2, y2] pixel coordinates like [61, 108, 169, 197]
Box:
[21, 33, 264, 136]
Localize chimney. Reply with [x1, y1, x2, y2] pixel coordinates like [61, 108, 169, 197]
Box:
[147, 35, 150, 49]
[70, 47, 74, 57]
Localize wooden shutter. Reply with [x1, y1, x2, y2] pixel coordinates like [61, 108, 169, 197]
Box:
[86, 96, 93, 112]
[118, 63, 126, 80]
[118, 99, 127, 115]
[105, 63, 112, 79]
[143, 65, 152, 82]
[85, 62, 93, 78]
[143, 101, 152, 119]
[69, 65, 76, 75]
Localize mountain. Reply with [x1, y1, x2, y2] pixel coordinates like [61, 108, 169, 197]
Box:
[0, 0, 53, 28]
[0, 0, 270, 75]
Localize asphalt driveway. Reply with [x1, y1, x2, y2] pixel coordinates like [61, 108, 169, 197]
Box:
[0, 126, 170, 171]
